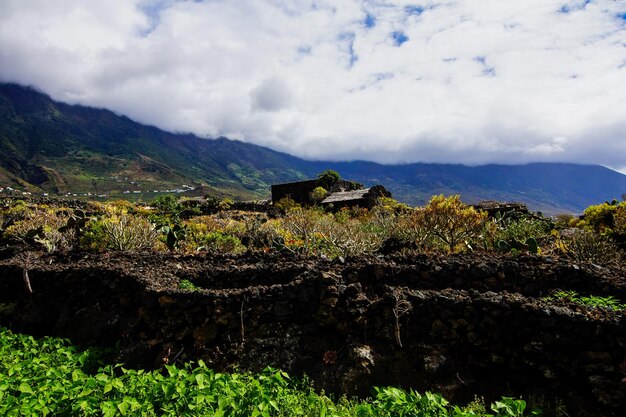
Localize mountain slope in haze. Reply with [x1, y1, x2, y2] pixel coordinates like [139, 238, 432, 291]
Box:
[307, 161, 626, 214]
[1, 83, 625, 213]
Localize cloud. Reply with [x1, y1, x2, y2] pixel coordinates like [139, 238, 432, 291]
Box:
[0, 0, 625, 170]
[251, 77, 294, 112]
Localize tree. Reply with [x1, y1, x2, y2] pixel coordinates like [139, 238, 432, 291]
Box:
[420, 195, 487, 252]
[317, 170, 340, 189]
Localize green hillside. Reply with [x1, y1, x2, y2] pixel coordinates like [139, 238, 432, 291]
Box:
[0, 83, 310, 199]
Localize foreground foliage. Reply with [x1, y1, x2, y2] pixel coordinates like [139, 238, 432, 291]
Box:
[0, 328, 540, 417]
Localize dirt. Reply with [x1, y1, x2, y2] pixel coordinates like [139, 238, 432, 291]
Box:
[0, 247, 624, 416]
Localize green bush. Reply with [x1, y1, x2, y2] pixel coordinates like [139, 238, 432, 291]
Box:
[196, 231, 245, 254]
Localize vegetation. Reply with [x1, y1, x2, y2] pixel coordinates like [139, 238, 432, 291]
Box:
[545, 290, 626, 311]
[0, 328, 541, 417]
[553, 229, 623, 266]
[317, 170, 341, 189]
[418, 195, 487, 252]
[0, 194, 624, 265]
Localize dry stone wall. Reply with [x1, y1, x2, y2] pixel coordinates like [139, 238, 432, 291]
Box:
[0, 249, 624, 416]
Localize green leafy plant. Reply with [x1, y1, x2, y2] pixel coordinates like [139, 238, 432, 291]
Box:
[0, 327, 542, 417]
[161, 224, 187, 251]
[178, 279, 199, 291]
[545, 290, 625, 311]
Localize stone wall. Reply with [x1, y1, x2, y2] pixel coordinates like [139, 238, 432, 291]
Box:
[0, 250, 624, 416]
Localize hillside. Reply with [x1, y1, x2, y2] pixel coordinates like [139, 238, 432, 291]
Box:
[1, 83, 625, 213]
[0, 83, 310, 200]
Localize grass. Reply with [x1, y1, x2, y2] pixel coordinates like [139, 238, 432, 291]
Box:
[0, 327, 541, 416]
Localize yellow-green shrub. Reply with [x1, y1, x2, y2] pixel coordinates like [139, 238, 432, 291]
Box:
[83, 214, 159, 251]
[4, 208, 74, 252]
[419, 195, 487, 252]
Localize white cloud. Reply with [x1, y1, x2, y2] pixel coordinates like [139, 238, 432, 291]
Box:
[0, 0, 625, 168]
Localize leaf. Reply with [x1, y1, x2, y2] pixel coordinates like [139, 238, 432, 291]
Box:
[117, 401, 130, 415]
[18, 382, 34, 394]
[195, 374, 206, 388]
[101, 401, 117, 417]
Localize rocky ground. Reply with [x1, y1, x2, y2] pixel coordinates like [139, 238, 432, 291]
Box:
[0, 247, 624, 416]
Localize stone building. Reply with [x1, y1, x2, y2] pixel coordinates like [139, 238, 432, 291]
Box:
[271, 178, 363, 205]
[271, 177, 391, 210]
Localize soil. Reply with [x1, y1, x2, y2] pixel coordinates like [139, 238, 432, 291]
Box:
[0, 246, 625, 416]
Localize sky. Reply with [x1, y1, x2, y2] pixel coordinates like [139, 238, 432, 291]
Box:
[1, 0, 625, 171]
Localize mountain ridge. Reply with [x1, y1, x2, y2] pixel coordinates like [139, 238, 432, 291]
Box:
[1, 82, 625, 214]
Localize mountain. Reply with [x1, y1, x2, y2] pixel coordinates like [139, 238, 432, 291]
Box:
[0, 83, 311, 200]
[1, 83, 625, 213]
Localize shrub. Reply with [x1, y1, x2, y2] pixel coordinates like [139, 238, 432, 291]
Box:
[555, 229, 623, 266]
[316, 215, 386, 258]
[239, 215, 279, 251]
[615, 206, 626, 235]
[196, 231, 245, 254]
[279, 208, 326, 256]
[553, 213, 578, 228]
[3, 208, 74, 252]
[394, 208, 434, 251]
[376, 196, 412, 215]
[419, 195, 487, 252]
[311, 186, 328, 203]
[578, 202, 619, 234]
[476, 210, 554, 254]
[96, 214, 159, 251]
[273, 197, 300, 214]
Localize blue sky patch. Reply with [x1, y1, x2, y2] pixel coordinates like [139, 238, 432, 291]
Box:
[405, 5, 425, 16]
[559, 0, 593, 14]
[364, 13, 376, 28]
[392, 31, 409, 46]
